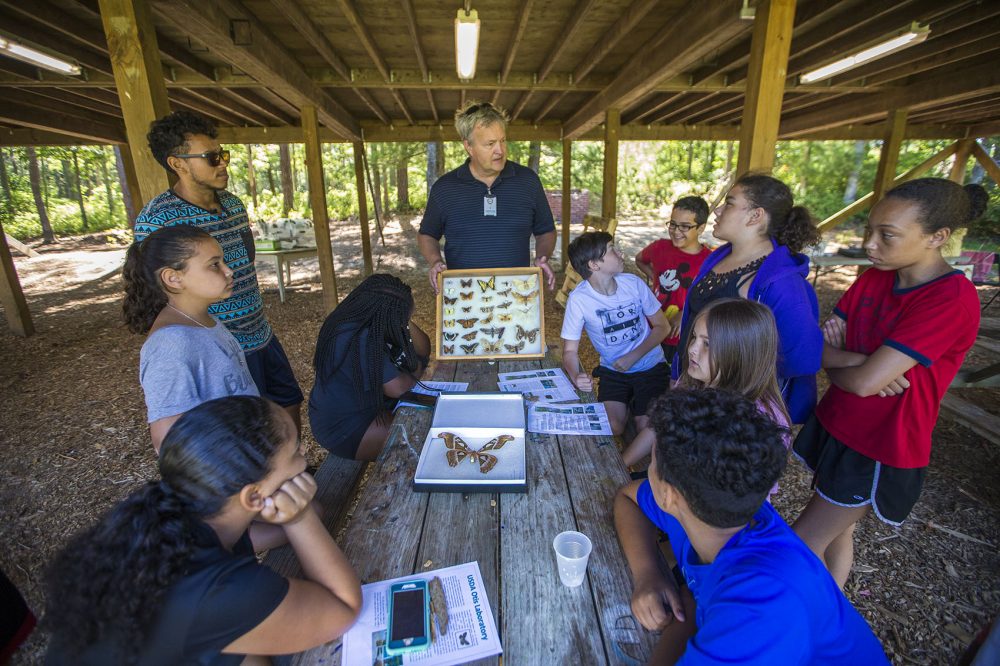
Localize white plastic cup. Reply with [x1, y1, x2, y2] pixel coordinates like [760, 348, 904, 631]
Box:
[553, 531, 593, 587]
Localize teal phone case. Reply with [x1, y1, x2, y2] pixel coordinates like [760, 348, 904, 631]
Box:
[384, 580, 431, 656]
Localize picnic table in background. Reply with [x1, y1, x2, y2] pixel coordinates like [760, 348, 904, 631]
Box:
[254, 247, 318, 302]
[265, 346, 657, 665]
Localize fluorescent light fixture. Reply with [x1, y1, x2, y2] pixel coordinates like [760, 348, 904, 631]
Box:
[455, 8, 480, 81]
[800, 22, 930, 84]
[0, 33, 82, 76]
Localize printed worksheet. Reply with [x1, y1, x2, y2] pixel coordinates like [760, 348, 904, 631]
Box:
[496, 367, 579, 404]
[395, 381, 470, 411]
[528, 402, 613, 435]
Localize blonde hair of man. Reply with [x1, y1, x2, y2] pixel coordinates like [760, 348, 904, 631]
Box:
[454, 101, 509, 142]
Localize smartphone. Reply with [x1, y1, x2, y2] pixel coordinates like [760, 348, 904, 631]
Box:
[385, 580, 430, 656]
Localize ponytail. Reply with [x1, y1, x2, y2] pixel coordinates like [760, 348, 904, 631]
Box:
[44, 396, 289, 661]
[884, 178, 988, 234]
[122, 226, 212, 334]
[735, 173, 819, 254]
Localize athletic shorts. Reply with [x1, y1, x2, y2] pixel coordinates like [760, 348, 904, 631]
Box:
[244, 334, 304, 407]
[792, 415, 926, 526]
[593, 362, 669, 417]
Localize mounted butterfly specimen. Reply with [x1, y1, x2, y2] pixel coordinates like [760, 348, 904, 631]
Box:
[477, 275, 496, 292]
[461, 279, 473, 288]
[480, 338, 502, 353]
[479, 306, 495, 313]
[496, 288, 511, 297]
[497, 301, 512, 309]
[516, 324, 540, 343]
[440, 432, 513, 474]
[444, 307, 455, 315]
[461, 306, 472, 313]
[504, 340, 525, 353]
[460, 291, 475, 301]
[480, 326, 505, 338]
[456, 318, 480, 329]
[513, 277, 536, 290]
[460, 342, 479, 354]
[481, 296, 493, 303]
[443, 332, 459, 341]
[512, 289, 538, 305]
[498, 313, 513, 322]
[442, 344, 454, 354]
[444, 295, 457, 305]
[480, 312, 494, 325]
[443, 320, 455, 327]
[461, 331, 478, 341]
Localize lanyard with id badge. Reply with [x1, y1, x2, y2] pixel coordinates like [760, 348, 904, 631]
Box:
[484, 187, 497, 217]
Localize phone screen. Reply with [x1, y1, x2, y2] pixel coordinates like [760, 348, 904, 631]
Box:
[390, 588, 427, 642]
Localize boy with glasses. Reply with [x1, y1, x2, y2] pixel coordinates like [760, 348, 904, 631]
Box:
[133, 111, 304, 432]
[635, 196, 712, 364]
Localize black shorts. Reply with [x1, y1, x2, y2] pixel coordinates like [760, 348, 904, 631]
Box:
[593, 362, 669, 417]
[792, 415, 926, 526]
[245, 334, 304, 407]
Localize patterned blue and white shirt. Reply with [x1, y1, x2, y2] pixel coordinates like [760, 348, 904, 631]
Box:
[133, 189, 272, 352]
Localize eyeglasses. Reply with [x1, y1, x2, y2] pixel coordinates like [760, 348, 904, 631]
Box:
[172, 149, 231, 167]
[667, 221, 701, 232]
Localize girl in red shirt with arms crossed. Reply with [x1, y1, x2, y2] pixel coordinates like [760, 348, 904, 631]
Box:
[792, 178, 985, 589]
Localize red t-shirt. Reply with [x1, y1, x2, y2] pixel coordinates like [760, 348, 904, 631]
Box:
[636, 240, 712, 345]
[816, 269, 979, 468]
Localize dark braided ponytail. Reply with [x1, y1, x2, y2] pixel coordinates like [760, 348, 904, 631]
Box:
[314, 274, 417, 409]
[736, 173, 820, 254]
[44, 396, 288, 663]
[122, 225, 213, 334]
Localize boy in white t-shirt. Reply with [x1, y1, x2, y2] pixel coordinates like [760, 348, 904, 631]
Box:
[561, 231, 670, 435]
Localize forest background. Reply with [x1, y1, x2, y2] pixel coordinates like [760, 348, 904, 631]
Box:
[1, 137, 998, 248]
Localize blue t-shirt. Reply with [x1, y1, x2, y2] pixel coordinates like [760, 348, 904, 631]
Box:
[419, 159, 555, 269]
[637, 482, 889, 665]
[134, 189, 272, 352]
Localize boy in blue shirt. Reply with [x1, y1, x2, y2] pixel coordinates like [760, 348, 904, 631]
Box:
[614, 389, 888, 664]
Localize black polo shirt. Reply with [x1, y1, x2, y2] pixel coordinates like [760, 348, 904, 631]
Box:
[419, 159, 555, 269]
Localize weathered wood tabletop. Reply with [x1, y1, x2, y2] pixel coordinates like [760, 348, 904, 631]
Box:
[278, 350, 656, 665]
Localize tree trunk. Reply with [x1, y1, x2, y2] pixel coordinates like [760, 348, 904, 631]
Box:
[279, 144, 293, 216]
[372, 159, 383, 219]
[382, 166, 390, 215]
[528, 141, 541, 173]
[114, 146, 137, 225]
[28, 147, 55, 244]
[800, 142, 811, 197]
[60, 157, 73, 198]
[686, 141, 694, 178]
[435, 140, 445, 177]
[100, 148, 115, 221]
[426, 142, 437, 196]
[72, 148, 89, 230]
[397, 160, 409, 209]
[41, 157, 50, 207]
[245, 145, 258, 211]
[843, 140, 867, 204]
[0, 150, 13, 217]
[708, 142, 717, 170]
[724, 141, 734, 175]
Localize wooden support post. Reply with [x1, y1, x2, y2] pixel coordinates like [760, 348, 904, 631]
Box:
[561, 139, 571, 268]
[0, 221, 33, 336]
[601, 109, 620, 220]
[971, 141, 1000, 184]
[352, 141, 374, 277]
[950, 139, 974, 183]
[736, 0, 796, 175]
[114, 145, 141, 226]
[872, 109, 909, 203]
[99, 0, 170, 207]
[301, 105, 338, 311]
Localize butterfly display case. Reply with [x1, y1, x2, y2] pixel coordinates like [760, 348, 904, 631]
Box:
[435, 267, 545, 361]
[413, 393, 527, 493]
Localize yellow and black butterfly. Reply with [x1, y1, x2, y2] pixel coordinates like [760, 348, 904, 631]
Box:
[460, 291, 475, 301]
[481, 312, 494, 325]
[443, 320, 455, 327]
[497, 288, 511, 297]
[516, 324, 540, 343]
[460, 342, 479, 354]
[461, 279, 473, 288]
[444, 307, 455, 315]
[497, 300, 512, 309]
[498, 313, 513, 322]
[443, 332, 459, 341]
[444, 295, 457, 305]
[512, 289, 538, 305]
[480, 326, 505, 338]
[513, 277, 536, 290]
[442, 344, 454, 354]
[462, 306, 472, 313]
[481, 338, 502, 353]
[462, 330, 478, 341]
[440, 432, 513, 474]
[504, 340, 525, 353]
[480, 306, 495, 313]
[477, 275, 495, 292]
[456, 318, 479, 329]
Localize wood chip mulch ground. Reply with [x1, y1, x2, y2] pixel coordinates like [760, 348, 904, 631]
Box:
[1, 214, 997, 665]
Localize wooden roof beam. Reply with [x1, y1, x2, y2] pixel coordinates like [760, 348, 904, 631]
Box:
[0, 10, 113, 76]
[0, 127, 114, 145]
[170, 90, 247, 127]
[27, 87, 122, 119]
[676, 95, 745, 126]
[0, 99, 125, 142]
[334, 0, 413, 124]
[622, 93, 682, 125]
[280, 0, 388, 124]
[492, 0, 535, 106]
[155, 0, 360, 140]
[180, 88, 273, 126]
[563, 0, 748, 139]
[222, 89, 292, 125]
[398, 0, 438, 121]
[655, 93, 723, 125]
[864, 36, 1000, 88]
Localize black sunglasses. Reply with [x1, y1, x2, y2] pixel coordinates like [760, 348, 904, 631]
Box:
[173, 149, 231, 167]
[461, 103, 493, 117]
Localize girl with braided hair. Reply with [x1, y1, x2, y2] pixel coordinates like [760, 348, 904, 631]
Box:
[123, 225, 258, 453]
[309, 274, 431, 460]
[44, 396, 362, 665]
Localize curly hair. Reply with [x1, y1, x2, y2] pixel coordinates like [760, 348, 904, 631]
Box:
[649, 388, 788, 528]
[735, 173, 820, 253]
[314, 274, 418, 410]
[122, 225, 213, 334]
[673, 195, 710, 227]
[884, 177, 988, 234]
[454, 100, 508, 142]
[147, 111, 218, 174]
[567, 231, 613, 280]
[43, 396, 288, 663]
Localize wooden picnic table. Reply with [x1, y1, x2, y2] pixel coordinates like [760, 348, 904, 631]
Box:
[266, 348, 657, 665]
[254, 247, 318, 302]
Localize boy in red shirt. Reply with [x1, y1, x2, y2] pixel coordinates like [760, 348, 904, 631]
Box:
[635, 196, 712, 365]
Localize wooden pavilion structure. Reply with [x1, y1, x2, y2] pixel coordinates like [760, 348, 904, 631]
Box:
[1, 0, 999, 336]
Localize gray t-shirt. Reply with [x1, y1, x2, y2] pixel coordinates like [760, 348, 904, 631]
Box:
[139, 320, 259, 423]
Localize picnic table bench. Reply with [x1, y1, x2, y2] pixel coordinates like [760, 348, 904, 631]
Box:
[265, 346, 656, 665]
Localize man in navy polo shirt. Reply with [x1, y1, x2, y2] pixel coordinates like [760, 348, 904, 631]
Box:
[419, 101, 557, 293]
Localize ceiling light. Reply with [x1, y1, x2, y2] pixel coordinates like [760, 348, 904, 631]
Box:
[800, 22, 929, 84]
[455, 8, 480, 81]
[0, 33, 82, 76]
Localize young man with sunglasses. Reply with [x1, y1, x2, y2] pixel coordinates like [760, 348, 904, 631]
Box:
[133, 111, 304, 431]
[418, 101, 557, 293]
[635, 196, 712, 364]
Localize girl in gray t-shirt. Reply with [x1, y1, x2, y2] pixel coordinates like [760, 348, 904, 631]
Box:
[124, 225, 258, 452]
